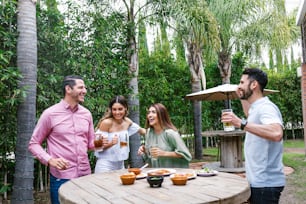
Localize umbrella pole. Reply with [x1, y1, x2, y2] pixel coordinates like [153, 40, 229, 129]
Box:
[224, 100, 231, 109]
[227, 100, 231, 109]
[225, 94, 231, 109]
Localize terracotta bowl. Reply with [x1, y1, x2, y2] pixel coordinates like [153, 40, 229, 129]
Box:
[120, 173, 136, 185]
[128, 168, 141, 175]
[147, 175, 164, 187]
[171, 175, 188, 186]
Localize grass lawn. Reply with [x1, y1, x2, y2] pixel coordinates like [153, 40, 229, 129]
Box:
[196, 139, 305, 160]
[282, 140, 306, 202]
[283, 152, 306, 201]
[283, 139, 305, 148]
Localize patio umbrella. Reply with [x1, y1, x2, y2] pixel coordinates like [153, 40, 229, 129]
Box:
[185, 84, 279, 107]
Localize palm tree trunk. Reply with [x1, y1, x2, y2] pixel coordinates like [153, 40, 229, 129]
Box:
[191, 81, 202, 159]
[186, 41, 203, 160]
[218, 50, 232, 109]
[126, 1, 143, 168]
[11, 0, 37, 203]
[218, 50, 232, 84]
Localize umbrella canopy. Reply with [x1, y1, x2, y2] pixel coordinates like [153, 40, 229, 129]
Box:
[185, 84, 279, 101]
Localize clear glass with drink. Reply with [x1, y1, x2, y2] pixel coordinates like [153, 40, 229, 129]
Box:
[149, 144, 159, 167]
[221, 109, 235, 131]
[94, 133, 104, 152]
[120, 134, 128, 148]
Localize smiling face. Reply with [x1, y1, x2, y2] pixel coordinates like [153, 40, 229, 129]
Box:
[111, 102, 127, 120]
[237, 75, 254, 100]
[147, 106, 160, 128]
[67, 79, 87, 104]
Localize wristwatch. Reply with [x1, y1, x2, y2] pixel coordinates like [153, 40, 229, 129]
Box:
[240, 118, 248, 130]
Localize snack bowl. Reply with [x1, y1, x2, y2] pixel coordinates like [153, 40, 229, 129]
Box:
[147, 175, 164, 188]
[147, 171, 164, 177]
[120, 173, 136, 185]
[170, 174, 188, 185]
[128, 168, 142, 175]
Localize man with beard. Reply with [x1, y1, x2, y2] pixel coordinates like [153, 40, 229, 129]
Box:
[221, 68, 285, 204]
[29, 75, 95, 204]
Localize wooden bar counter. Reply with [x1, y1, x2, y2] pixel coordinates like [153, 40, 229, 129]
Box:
[59, 168, 250, 204]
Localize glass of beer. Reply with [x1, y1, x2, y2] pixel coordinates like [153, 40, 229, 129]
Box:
[120, 134, 128, 148]
[94, 133, 103, 152]
[221, 109, 235, 131]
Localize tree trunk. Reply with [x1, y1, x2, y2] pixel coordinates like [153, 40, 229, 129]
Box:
[127, 76, 143, 168]
[218, 50, 231, 84]
[186, 41, 203, 160]
[11, 0, 37, 203]
[218, 50, 232, 108]
[191, 81, 202, 159]
[126, 1, 143, 168]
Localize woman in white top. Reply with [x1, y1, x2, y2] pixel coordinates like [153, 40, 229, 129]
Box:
[94, 95, 145, 173]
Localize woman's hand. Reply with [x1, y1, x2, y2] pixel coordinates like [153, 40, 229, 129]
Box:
[101, 135, 109, 147]
[112, 135, 119, 145]
[150, 147, 163, 158]
[101, 135, 118, 149]
[138, 145, 145, 155]
[150, 147, 183, 158]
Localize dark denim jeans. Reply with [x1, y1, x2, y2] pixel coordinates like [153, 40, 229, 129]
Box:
[250, 186, 284, 204]
[50, 174, 69, 204]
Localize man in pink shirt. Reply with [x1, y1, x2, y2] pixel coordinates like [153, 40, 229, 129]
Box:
[29, 75, 95, 204]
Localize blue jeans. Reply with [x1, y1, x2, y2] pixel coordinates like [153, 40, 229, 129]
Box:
[50, 174, 69, 204]
[250, 186, 284, 204]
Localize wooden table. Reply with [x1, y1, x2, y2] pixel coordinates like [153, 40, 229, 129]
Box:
[59, 168, 250, 204]
[202, 130, 245, 172]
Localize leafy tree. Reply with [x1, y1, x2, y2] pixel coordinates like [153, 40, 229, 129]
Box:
[160, 0, 220, 159]
[84, 0, 178, 167]
[206, 0, 260, 85]
[267, 68, 302, 138]
[206, 0, 300, 86]
[236, 1, 300, 71]
[36, 0, 68, 113]
[36, 0, 132, 168]
[37, 1, 131, 119]
[139, 34, 192, 133]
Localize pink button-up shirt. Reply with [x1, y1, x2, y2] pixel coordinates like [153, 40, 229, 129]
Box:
[29, 100, 95, 179]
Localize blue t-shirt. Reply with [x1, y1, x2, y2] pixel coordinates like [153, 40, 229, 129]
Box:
[244, 97, 285, 187]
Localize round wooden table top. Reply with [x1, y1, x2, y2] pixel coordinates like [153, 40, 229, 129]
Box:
[59, 168, 250, 204]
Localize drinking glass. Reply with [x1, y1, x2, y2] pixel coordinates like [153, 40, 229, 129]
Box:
[221, 109, 235, 131]
[149, 144, 159, 168]
[120, 133, 128, 148]
[94, 133, 103, 152]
